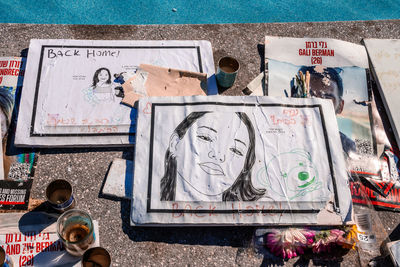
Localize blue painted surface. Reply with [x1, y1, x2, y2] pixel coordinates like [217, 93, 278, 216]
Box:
[1, 0, 399, 25]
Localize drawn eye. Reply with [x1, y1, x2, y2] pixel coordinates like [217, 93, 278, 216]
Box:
[230, 147, 244, 156]
[197, 134, 212, 142]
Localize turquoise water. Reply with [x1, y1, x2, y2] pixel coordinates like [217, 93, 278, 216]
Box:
[1, 0, 399, 25]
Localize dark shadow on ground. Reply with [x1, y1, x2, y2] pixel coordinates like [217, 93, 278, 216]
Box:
[119, 199, 254, 247]
[257, 44, 265, 74]
[38, 147, 130, 155]
[389, 223, 400, 241]
[18, 208, 58, 235]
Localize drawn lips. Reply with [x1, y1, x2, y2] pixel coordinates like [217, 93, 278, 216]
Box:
[199, 162, 225, 176]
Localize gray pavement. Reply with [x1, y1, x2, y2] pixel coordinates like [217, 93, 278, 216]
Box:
[1, 20, 400, 266]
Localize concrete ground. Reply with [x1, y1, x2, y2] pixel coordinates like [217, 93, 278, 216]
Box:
[1, 20, 400, 266]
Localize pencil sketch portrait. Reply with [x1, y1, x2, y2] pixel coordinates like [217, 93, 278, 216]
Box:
[160, 111, 265, 202]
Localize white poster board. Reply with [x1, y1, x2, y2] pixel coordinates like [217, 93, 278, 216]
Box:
[364, 38, 400, 151]
[131, 95, 352, 226]
[15, 39, 217, 147]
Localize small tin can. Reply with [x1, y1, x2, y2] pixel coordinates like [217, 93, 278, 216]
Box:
[82, 247, 111, 267]
[0, 245, 14, 267]
[57, 209, 95, 257]
[46, 179, 76, 213]
[216, 56, 240, 89]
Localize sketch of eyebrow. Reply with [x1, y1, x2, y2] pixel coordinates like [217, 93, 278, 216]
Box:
[234, 138, 247, 147]
[198, 126, 217, 133]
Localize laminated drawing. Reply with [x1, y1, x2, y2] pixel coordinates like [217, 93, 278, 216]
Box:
[14, 39, 217, 147]
[131, 95, 352, 225]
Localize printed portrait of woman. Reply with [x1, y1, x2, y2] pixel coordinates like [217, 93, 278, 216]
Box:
[160, 111, 265, 202]
[91, 67, 115, 101]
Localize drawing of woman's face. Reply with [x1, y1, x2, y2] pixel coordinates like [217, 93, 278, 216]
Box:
[98, 69, 110, 83]
[172, 112, 250, 197]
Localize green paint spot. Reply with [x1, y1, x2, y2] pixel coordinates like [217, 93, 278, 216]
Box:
[298, 176, 315, 188]
[298, 171, 309, 181]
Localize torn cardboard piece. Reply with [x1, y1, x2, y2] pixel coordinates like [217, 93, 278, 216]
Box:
[121, 64, 207, 107]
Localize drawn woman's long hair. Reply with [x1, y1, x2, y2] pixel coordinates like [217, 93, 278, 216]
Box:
[92, 67, 112, 87]
[160, 112, 265, 201]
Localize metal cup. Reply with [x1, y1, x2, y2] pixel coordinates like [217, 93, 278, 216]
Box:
[81, 247, 111, 267]
[0, 245, 14, 267]
[57, 209, 95, 257]
[216, 56, 240, 89]
[46, 179, 76, 213]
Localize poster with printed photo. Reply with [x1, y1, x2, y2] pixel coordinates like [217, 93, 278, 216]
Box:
[0, 57, 36, 181]
[265, 36, 377, 178]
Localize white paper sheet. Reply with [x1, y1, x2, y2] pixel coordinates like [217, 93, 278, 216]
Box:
[131, 95, 351, 225]
[15, 39, 217, 147]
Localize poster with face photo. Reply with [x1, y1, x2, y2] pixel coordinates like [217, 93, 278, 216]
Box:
[15, 39, 217, 147]
[131, 95, 352, 226]
[265, 36, 378, 178]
